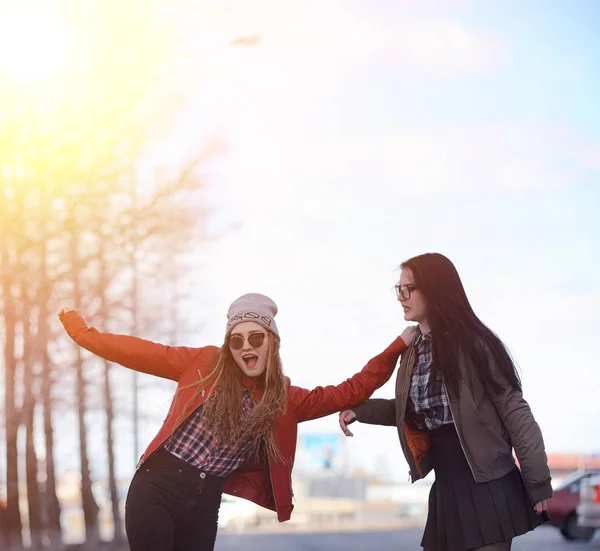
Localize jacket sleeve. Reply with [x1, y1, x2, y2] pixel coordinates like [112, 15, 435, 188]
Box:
[482, 344, 553, 504]
[289, 336, 406, 423]
[59, 310, 202, 382]
[352, 398, 397, 426]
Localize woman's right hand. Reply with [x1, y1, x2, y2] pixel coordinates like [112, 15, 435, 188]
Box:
[339, 409, 357, 437]
[58, 307, 75, 317]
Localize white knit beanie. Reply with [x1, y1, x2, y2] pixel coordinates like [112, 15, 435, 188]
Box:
[225, 293, 280, 340]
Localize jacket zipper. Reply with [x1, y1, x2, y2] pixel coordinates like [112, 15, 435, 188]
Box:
[268, 463, 280, 513]
[399, 346, 420, 482]
[447, 398, 477, 480]
[137, 369, 207, 468]
[197, 368, 206, 397]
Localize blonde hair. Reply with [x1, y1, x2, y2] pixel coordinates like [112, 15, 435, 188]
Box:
[178, 332, 287, 462]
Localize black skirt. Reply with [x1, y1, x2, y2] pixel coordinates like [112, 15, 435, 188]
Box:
[421, 423, 545, 551]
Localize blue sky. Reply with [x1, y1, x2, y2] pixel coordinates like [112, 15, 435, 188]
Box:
[53, 1, 600, 482]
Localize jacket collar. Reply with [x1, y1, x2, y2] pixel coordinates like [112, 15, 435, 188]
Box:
[241, 376, 265, 402]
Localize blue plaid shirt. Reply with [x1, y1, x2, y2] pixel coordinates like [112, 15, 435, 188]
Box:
[407, 329, 453, 430]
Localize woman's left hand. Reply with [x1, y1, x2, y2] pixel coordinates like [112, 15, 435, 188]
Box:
[400, 325, 417, 347]
[534, 498, 550, 514]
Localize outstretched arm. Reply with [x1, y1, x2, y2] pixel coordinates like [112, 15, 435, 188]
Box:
[290, 327, 415, 423]
[59, 309, 202, 381]
[339, 397, 397, 437]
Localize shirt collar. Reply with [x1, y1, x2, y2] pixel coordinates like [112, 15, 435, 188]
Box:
[415, 326, 432, 345]
[241, 377, 264, 402]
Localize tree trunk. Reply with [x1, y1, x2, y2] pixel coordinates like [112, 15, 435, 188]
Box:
[1, 227, 23, 550]
[41, 342, 65, 551]
[22, 292, 45, 549]
[103, 360, 123, 543]
[76, 353, 101, 548]
[24, 397, 44, 549]
[38, 236, 64, 550]
[68, 219, 101, 548]
[37, 231, 65, 550]
[97, 234, 124, 544]
[40, 326, 64, 549]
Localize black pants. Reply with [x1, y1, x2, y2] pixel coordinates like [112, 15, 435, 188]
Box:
[125, 447, 224, 551]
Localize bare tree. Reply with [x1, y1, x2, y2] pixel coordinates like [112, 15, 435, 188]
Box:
[66, 212, 101, 548]
[0, 200, 24, 550]
[39, 242, 64, 550]
[0, 3, 255, 549]
[22, 292, 44, 549]
[97, 230, 123, 545]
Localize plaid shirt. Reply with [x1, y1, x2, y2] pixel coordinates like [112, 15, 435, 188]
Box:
[407, 329, 453, 431]
[163, 386, 255, 477]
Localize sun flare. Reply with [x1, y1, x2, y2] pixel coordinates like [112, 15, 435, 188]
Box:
[0, 5, 70, 81]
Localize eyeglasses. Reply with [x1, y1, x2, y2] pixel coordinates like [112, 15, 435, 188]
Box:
[395, 284, 417, 300]
[229, 332, 266, 350]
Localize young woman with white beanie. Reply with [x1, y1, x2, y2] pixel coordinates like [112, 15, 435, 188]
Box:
[59, 292, 416, 551]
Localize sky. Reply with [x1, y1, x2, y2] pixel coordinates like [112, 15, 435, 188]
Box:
[47, 0, 600, 483]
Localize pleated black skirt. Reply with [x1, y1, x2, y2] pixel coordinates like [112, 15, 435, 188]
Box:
[421, 423, 545, 551]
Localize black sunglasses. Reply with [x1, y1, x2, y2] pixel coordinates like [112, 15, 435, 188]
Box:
[229, 332, 266, 350]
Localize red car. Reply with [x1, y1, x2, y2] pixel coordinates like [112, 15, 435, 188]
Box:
[547, 469, 599, 542]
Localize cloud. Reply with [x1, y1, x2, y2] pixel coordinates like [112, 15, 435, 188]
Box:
[378, 19, 509, 77]
[211, 121, 600, 210]
[334, 122, 600, 195]
[198, 0, 509, 83]
[572, 143, 600, 170]
[170, 3, 595, 200]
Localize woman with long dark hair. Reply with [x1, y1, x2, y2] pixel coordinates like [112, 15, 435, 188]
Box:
[59, 292, 416, 551]
[339, 253, 552, 551]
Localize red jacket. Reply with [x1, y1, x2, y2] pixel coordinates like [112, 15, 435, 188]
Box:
[59, 311, 407, 522]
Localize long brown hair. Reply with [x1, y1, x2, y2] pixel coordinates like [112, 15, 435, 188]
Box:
[401, 253, 521, 395]
[178, 332, 287, 462]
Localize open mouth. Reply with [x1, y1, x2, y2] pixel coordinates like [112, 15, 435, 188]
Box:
[242, 354, 258, 369]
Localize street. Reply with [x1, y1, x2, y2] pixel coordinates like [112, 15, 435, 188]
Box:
[216, 526, 600, 550]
